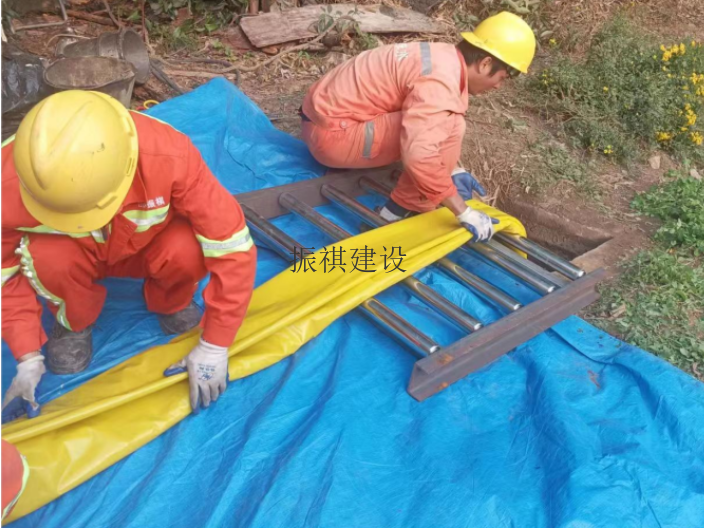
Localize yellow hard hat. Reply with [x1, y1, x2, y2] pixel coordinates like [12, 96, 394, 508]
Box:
[461, 11, 536, 74]
[14, 90, 138, 233]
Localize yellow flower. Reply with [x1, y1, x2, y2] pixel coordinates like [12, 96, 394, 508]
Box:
[680, 43, 686, 54]
[692, 40, 698, 47]
[657, 131, 673, 142]
[549, 38, 557, 46]
[603, 145, 613, 155]
[691, 131, 704, 146]
[603, 86, 609, 92]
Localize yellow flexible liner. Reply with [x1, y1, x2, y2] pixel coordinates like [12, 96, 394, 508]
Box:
[2, 202, 525, 523]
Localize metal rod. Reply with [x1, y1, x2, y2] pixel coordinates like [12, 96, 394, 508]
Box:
[495, 233, 585, 280]
[486, 240, 568, 288]
[360, 176, 394, 197]
[359, 299, 439, 358]
[241, 204, 308, 261]
[432, 258, 522, 311]
[242, 204, 439, 358]
[469, 244, 556, 295]
[279, 192, 483, 332]
[323, 184, 521, 312]
[358, 177, 556, 295]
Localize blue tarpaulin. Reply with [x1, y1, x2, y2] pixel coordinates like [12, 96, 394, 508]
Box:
[3, 79, 704, 528]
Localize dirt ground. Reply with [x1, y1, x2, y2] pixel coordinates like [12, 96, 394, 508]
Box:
[3, 0, 700, 278]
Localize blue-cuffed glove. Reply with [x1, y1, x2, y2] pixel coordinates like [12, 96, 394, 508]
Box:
[1, 355, 45, 422]
[452, 167, 487, 200]
[164, 339, 229, 414]
[457, 207, 500, 243]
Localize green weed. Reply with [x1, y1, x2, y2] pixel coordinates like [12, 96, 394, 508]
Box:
[589, 249, 704, 378]
[632, 171, 704, 253]
[589, 167, 704, 378]
[528, 18, 704, 166]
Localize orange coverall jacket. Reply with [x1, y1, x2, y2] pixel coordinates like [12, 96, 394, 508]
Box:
[1, 112, 256, 358]
[302, 42, 469, 211]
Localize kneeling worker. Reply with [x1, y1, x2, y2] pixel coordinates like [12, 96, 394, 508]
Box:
[1, 91, 256, 416]
[301, 12, 535, 242]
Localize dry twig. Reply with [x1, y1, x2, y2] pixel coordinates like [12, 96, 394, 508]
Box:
[101, 0, 123, 29]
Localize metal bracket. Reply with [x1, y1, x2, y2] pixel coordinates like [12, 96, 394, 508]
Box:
[407, 268, 606, 401]
[236, 167, 606, 403]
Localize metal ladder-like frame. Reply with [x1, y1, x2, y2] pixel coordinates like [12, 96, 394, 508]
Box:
[236, 166, 606, 401]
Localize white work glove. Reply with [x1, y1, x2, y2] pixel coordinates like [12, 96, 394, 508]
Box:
[2, 355, 45, 419]
[457, 206, 499, 244]
[164, 339, 229, 413]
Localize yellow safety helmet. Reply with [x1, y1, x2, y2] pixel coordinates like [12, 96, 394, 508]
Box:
[461, 11, 536, 74]
[14, 90, 138, 233]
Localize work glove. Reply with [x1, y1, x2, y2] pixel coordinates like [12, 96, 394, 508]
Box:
[452, 167, 487, 201]
[164, 339, 229, 413]
[1, 355, 45, 422]
[457, 206, 499, 244]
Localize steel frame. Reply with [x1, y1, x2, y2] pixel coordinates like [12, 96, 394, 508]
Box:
[236, 167, 605, 402]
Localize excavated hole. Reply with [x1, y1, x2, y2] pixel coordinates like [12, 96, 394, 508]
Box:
[500, 199, 613, 261]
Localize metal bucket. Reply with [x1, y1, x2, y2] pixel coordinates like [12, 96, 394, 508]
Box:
[57, 29, 149, 84]
[44, 57, 136, 108]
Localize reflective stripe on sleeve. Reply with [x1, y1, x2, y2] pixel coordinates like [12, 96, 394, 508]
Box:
[196, 226, 254, 258]
[17, 226, 105, 243]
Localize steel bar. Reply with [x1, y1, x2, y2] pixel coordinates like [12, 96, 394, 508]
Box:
[242, 205, 439, 358]
[360, 175, 395, 198]
[279, 193, 483, 333]
[495, 233, 585, 280]
[469, 244, 556, 294]
[486, 240, 569, 288]
[407, 268, 607, 401]
[359, 176, 556, 296]
[322, 184, 521, 312]
[359, 299, 439, 359]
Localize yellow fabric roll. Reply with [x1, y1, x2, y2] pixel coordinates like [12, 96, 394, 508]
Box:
[3, 202, 525, 523]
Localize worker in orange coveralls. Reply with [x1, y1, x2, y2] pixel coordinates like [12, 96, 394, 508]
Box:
[2, 440, 28, 521]
[1, 90, 256, 417]
[301, 12, 536, 242]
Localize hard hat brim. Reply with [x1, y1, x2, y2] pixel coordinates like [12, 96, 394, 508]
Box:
[19, 165, 135, 233]
[461, 31, 530, 74]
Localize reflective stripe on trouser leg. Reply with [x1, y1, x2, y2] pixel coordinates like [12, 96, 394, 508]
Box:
[15, 236, 73, 330]
[420, 42, 432, 76]
[362, 121, 375, 159]
[1, 265, 20, 287]
[2, 453, 29, 520]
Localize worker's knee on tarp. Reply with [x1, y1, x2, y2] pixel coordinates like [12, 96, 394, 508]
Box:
[25, 234, 97, 287]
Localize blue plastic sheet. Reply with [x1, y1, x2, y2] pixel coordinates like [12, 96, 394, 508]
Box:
[4, 80, 704, 528]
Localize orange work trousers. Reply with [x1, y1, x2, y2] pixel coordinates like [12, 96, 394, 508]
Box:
[26, 217, 207, 332]
[2, 440, 27, 520]
[301, 112, 463, 213]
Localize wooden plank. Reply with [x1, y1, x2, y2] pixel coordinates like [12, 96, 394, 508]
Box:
[240, 4, 444, 48]
[235, 165, 399, 219]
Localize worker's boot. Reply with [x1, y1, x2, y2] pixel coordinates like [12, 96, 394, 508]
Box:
[45, 324, 93, 374]
[157, 301, 203, 336]
[360, 199, 417, 232]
